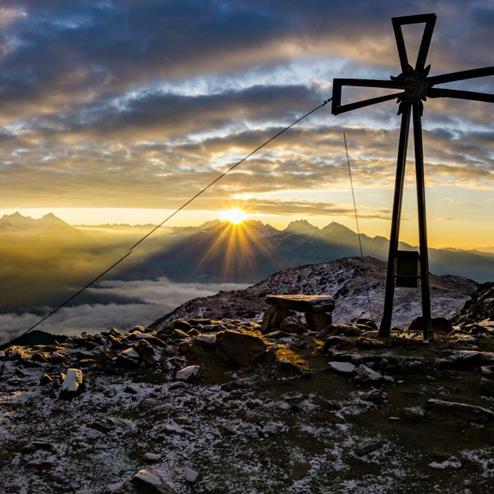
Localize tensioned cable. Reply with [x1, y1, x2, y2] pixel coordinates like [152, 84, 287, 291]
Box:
[19, 98, 332, 336]
[343, 130, 372, 310]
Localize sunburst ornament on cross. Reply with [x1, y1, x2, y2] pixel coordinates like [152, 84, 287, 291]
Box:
[331, 13, 494, 340]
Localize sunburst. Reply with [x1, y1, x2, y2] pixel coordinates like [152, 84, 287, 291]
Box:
[219, 207, 247, 225]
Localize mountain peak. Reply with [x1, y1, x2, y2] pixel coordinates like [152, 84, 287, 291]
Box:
[40, 213, 69, 227]
[284, 219, 319, 235]
[322, 222, 356, 235]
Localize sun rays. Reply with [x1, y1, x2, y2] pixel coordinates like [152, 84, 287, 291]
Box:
[193, 210, 279, 281]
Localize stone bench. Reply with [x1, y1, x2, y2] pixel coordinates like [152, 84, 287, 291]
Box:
[261, 294, 335, 332]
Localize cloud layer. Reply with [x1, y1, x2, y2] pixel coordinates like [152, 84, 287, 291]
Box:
[0, 277, 246, 343]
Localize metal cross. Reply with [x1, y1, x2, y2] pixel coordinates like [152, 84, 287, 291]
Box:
[331, 13, 494, 339]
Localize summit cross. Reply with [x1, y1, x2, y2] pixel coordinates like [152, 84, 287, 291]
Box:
[331, 13, 494, 339]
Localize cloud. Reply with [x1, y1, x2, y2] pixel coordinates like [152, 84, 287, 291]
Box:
[0, 0, 492, 220]
[0, 277, 246, 343]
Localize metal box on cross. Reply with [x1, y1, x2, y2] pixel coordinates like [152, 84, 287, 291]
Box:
[396, 251, 420, 288]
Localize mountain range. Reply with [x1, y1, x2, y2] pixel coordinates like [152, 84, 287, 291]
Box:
[115, 218, 494, 283]
[0, 212, 78, 235]
[2, 212, 494, 285]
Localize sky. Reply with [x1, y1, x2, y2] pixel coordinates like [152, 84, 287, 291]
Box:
[0, 0, 493, 249]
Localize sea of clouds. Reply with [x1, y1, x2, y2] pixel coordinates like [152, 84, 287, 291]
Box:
[0, 278, 246, 344]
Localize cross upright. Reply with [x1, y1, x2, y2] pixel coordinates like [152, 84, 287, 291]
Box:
[331, 13, 494, 340]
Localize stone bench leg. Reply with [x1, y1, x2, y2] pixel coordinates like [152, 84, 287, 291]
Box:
[305, 312, 332, 331]
[261, 306, 290, 332]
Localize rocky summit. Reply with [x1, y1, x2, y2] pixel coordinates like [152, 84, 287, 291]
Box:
[152, 257, 477, 330]
[1, 295, 494, 493]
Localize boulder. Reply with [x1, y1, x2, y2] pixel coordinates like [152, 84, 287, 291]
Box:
[136, 340, 157, 365]
[176, 365, 200, 382]
[279, 316, 305, 333]
[116, 348, 140, 368]
[216, 330, 267, 366]
[60, 368, 84, 398]
[356, 319, 378, 331]
[40, 373, 53, 385]
[183, 466, 199, 483]
[143, 452, 161, 462]
[328, 361, 356, 375]
[195, 334, 216, 348]
[131, 469, 175, 494]
[354, 364, 383, 383]
[172, 319, 192, 332]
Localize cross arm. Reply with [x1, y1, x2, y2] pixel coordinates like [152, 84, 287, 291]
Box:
[429, 66, 494, 85]
[427, 87, 494, 104]
[392, 13, 436, 72]
[332, 78, 404, 115]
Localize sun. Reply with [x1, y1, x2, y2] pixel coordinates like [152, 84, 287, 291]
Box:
[219, 207, 247, 225]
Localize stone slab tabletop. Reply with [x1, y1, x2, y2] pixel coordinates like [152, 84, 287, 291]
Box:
[265, 294, 335, 313]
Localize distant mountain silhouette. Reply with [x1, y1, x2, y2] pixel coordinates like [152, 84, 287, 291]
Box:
[0, 212, 82, 237]
[115, 219, 494, 283]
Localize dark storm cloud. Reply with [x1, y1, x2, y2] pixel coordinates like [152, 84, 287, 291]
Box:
[0, 0, 492, 118]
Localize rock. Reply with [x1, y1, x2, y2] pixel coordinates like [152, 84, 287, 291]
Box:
[138, 334, 167, 348]
[323, 336, 356, 350]
[183, 466, 199, 483]
[110, 328, 123, 338]
[189, 318, 211, 326]
[136, 340, 156, 364]
[31, 352, 49, 363]
[261, 305, 290, 332]
[356, 319, 378, 331]
[89, 418, 114, 433]
[143, 452, 161, 462]
[49, 351, 66, 364]
[333, 324, 363, 337]
[305, 312, 332, 331]
[170, 328, 190, 340]
[216, 330, 267, 366]
[195, 334, 216, 348]
[131, 325, 146, 333]
[60, 368, 84, 398]
[428, 458, 462, 470]
[175, 365, 200, 382]
[445, 350, 481, 368]
[427, 398, 494, 418]
[328, 361, 356, 375]
[356, 439, 384, 456]
[124, 384, 139, 394]
[40, 373, 53, 385]
[290, 462, 311, 481]
[172, 319, 192, 332]
[22, 440, 57, 454]
[132, 469, 175, 494]
[359, 388, 387, 404]
[481, 365, 494, 377]
[279, 316, 305, 333]
[116, 347, 140, 368]
[354, 364, 383, 383]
